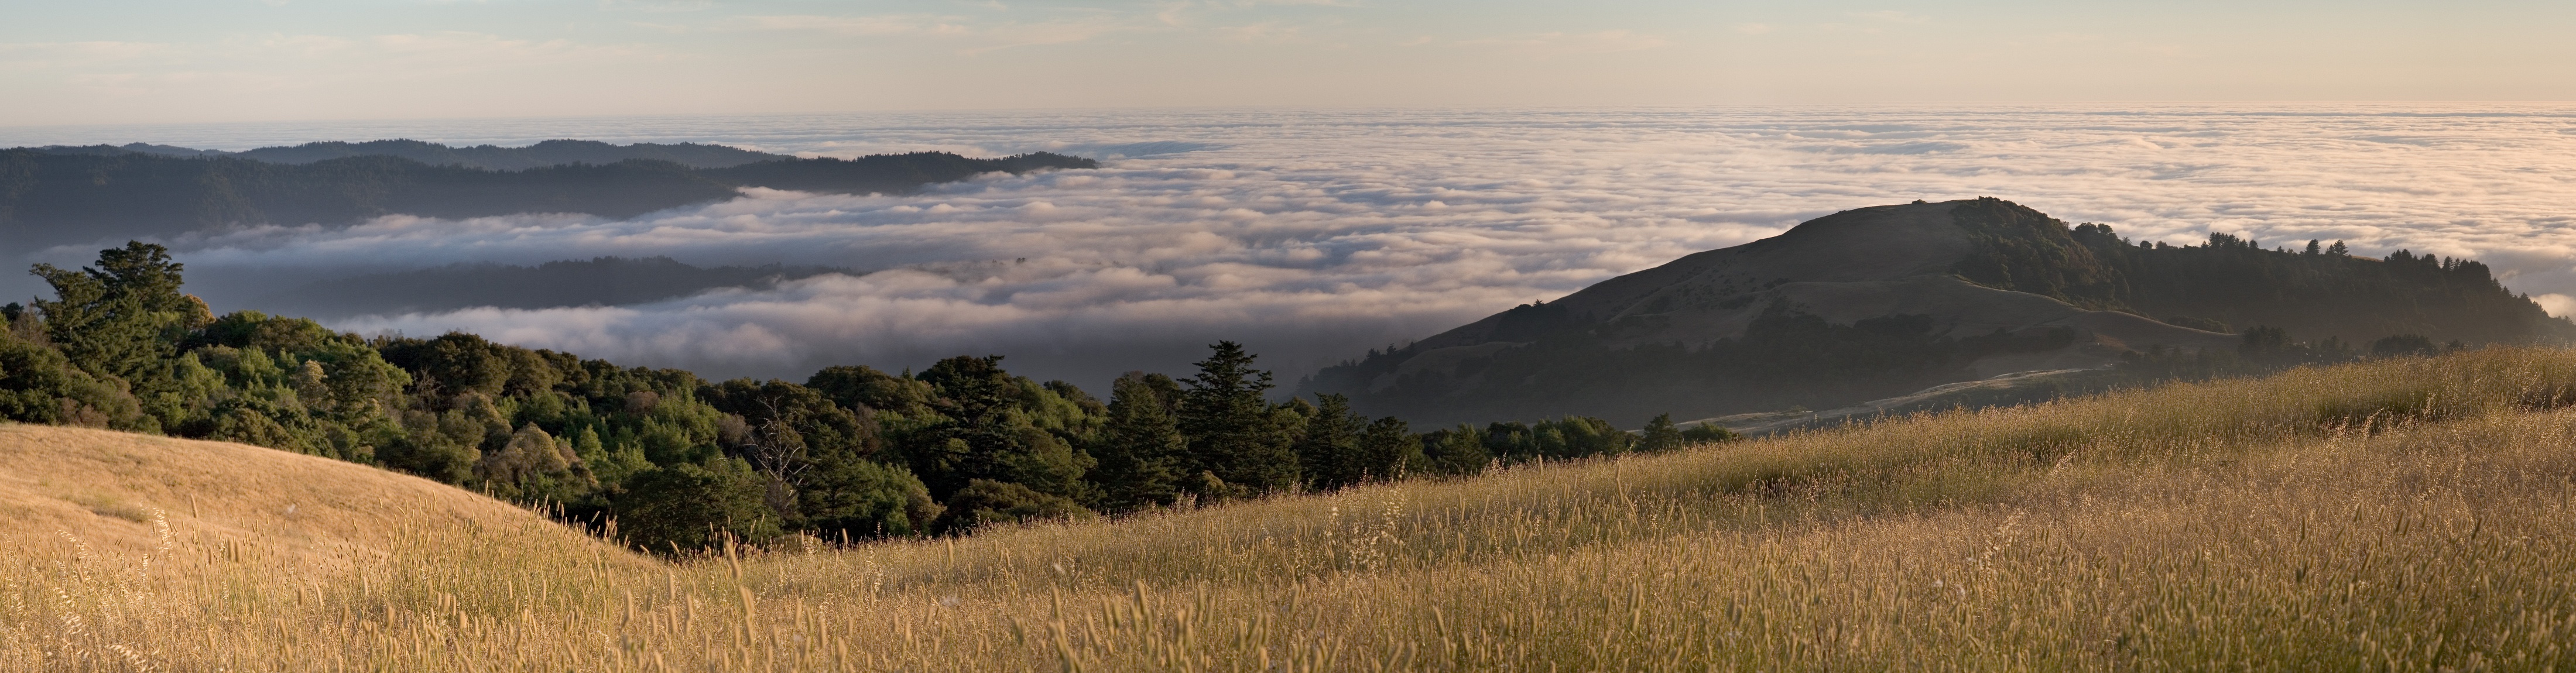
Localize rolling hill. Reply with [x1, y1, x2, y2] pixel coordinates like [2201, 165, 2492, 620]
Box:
[0, 423, 636, 566]
[10, 348, 2576, 669]
[1301, 197, 2575, 427]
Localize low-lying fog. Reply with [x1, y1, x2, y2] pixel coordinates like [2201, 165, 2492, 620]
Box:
[9, 105, 2576, 391]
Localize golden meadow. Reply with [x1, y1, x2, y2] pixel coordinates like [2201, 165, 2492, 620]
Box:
[11, 348, 2576, 671]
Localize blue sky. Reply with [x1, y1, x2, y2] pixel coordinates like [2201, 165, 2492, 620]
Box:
[3, 1, 2572, 125]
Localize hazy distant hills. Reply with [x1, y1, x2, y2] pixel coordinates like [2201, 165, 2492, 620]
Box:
[1302, 198, 2576, 427]
[26, 139, 783, 170]
[244, 256, 863, 318]
[0, 145, 1095, 253]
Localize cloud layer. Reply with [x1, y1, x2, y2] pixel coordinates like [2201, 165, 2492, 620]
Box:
[14, 105, 2576, 393]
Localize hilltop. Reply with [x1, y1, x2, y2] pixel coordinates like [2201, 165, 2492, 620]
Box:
[1301, 198, 2575, 427]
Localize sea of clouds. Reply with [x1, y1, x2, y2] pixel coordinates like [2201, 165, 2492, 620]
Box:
[9, 105, 2576, 392]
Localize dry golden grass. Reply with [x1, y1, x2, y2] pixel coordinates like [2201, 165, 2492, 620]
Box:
[11, 348, 2576, 670]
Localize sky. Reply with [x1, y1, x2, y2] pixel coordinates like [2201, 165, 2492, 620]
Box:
[5, 4, 2576, 395]
[6, 1, 2576, 126]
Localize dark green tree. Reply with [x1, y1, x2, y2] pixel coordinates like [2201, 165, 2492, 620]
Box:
[29, 242, 204, 428]
[1355, 416, 1424, 482]
[804, 364, 936, 416]
[1178, 342, 1301, 496]
[0, 327, 143, 427]
[1638, 413, 1686, 452]
[888, 355, 1098, 505]
[1088, 372, 1187, 511]
[797, 459, 941, 540]
[1293, 393, 1366, 489]
[702, 377, 884, 524]
[1420, 425, 1491, 476]
[1680, 422, 1738, 444]
[613, 459, 779, 554]
[931, 479, 1094, 534]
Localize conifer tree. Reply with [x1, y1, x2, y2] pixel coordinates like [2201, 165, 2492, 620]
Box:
[1355, 416, 1424, 481]
[1293, 393, 1365, 489]
[1178, 341, 1301, 496]
[30, 242, 203, 413]
[1089, 372, 1187, 511]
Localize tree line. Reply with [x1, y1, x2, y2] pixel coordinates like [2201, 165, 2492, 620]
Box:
[1957, 196, 2572, 345]
[0, 243, 1728, 554]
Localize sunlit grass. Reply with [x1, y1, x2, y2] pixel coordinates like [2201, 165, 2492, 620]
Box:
[11, 348, 2576, 669]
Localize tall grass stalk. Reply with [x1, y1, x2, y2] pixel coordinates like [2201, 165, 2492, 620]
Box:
[9, 349, 2576, 669]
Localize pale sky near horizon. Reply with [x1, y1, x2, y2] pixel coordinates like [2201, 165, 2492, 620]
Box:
[4, 1, 2573, 127]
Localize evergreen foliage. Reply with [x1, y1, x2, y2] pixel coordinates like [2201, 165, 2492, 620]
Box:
[1179, 342, 1304, 497]
[1088, 372, 1187, 511]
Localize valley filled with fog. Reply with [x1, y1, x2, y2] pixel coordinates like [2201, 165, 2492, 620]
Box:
[9, 104, 2576, 390]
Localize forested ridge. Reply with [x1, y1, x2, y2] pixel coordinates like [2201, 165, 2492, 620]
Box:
[1953, 197, 2567, 344]
[0, 149, 1095, 253]
[0, 243, 1707, 553]
[1304, 198, 2574, 427]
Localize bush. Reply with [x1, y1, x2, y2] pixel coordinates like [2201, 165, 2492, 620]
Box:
[800, 459, 942, 540]
[932, 479, 1094, 534]
[612, 459, 779, 554]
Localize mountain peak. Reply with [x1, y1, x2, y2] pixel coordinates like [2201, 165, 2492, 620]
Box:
[1302, 198, 2570, 427]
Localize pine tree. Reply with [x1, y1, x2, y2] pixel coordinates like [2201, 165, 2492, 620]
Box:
[30, 242, 204, 412]
[1293, 393, 1365, 489]
[1355, 416, 1424, 482]
[1090, 372, 1187, 511]
[1178, 342, 1300, 496]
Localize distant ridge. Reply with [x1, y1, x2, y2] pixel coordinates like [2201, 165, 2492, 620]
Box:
[25, 139, 784, 170]
[0, 147, 1097, 254]
[1301, 198, 2576, 427]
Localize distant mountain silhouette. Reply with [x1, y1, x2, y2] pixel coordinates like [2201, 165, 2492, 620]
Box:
[1300, 198, 2576, 427]
[244, 256, 862, 318]
[0, 147, 1096, 253]
[28, 139, 783, 170]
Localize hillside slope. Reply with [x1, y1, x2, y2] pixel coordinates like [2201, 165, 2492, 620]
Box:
[0, 423, 633, 566]
[1304, 198, 2573, 427]
[11, 349, 2576, 670]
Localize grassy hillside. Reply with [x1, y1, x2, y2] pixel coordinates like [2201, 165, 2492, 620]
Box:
[13, 348, 2576, 669]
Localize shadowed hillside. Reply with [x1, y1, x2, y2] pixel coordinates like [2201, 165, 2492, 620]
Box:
[1301, 198, 2576, 427]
